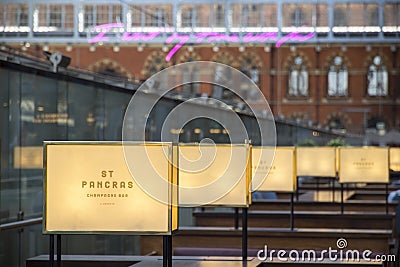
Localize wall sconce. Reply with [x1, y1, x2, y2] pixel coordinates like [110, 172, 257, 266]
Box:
[43, 51, 71, 72]
[66, 44, 72, 52]
[21, 42, 29, 51]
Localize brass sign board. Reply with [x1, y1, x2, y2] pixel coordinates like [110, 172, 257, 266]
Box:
[252, 147, 296, 192]
[178, 144, 251, 207]
[339, 147, 389, 184]
[296, 147, 336, 177]
[43, 142, 177, 234]
[390, 147, 400, 172]
[14, 146, 43, 169]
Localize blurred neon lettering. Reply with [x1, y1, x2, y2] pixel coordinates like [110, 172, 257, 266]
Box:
[88, 23, 315, 62]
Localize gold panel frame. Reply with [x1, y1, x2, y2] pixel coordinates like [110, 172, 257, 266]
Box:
[390, 147, 400, 172]
[252, 147, 296, 193]
[43, 142, 178, 235]
[339, 147, 389, 184]
[178, 144, 251, 207]
[296, 147, 336, 177]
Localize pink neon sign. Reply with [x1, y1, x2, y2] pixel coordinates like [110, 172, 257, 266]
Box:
[89, 23, 315, 62]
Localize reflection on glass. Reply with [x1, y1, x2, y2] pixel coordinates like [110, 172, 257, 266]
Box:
[0, 65, 139, 267]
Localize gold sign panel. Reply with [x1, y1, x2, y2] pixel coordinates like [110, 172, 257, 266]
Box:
[339, 147, 389, 184]
[44, 142, 177, 234]
[311, 191, 354, 202]
[390, 148, 400, 172]
[252, 147, 296, 192]
[14, 146, 43, 169]
[178, 144, 251, 207]
[296, 147, 336, 177]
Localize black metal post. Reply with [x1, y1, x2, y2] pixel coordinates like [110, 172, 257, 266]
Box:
[340, 183, 344, 214]
[49, 234, 54, 267]
[163, 235, 172, 267]
[296, 176, 299, 201]
[56, 234, 61, 267]
[386, 184, 389, 214]
[234, 207, 239, 229]
[242, 207, 248, 261]
[168, 235, 172, 267]
[163, 236, 167, 267]
[290, 192, 294, 231]
[333, 175, 337, 203]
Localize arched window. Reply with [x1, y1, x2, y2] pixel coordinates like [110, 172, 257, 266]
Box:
[210, 52, 236, 99]
[367, 116, 385, 130]
[141, 51, 172, 91]
[212, 64, 226, 99]
[328, 117, 346, 131]
[249, 67, 259, 84]
[238, 52, 261, 85]
[323, 112, 351, 133]
[88, 58, 132, 79]
[142, 51, 172, 78]
[328, 56, 348, 97]
[177, 51, 201, 96]
[181, 66, 200, 96]
[367, 56, 388, 96]
[288, 56, 308, 97]
[237, 52, 262, 102]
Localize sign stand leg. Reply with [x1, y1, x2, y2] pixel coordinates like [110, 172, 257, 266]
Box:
[57, 234, 61, 267]
[296, 177, 299, 201]
[386, 184, 389, 214]
[49, 234, 54, 267]
[340, 183, 344, 214]
[168, 235, 172, 267]
[163, 236, 167, 267]
[333, 174, 337, 203]
[290, 192, 294, 231]
[163, 235, 172, 267]
[234, 208, 239, 229]
[242, 207, 248, 261]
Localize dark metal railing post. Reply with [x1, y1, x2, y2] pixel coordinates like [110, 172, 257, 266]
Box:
[49, 234, 54, 267]
[56, 234, 61, 267]
[290, 192, 294, 230]
[242, 207, 248, 261]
